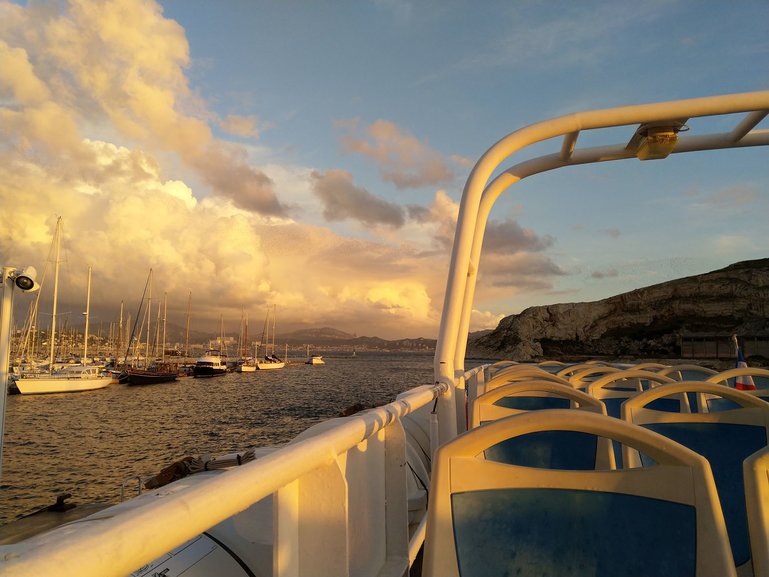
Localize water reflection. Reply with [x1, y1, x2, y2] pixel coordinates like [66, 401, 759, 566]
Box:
[1, 352, 435, 525]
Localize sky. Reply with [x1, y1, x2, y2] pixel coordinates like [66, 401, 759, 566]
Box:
[0, 0, 767, 342]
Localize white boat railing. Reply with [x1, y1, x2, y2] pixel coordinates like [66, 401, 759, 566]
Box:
[0, 382, 448, 577]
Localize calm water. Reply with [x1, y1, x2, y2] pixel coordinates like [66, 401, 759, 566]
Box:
[0, 351, 439, 525]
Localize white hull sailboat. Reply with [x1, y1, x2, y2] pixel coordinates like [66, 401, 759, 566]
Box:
[12, 220, 110, 395]
[13, 365, 109, 395]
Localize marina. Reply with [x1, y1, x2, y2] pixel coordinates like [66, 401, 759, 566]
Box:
[0, 351, 436, 526]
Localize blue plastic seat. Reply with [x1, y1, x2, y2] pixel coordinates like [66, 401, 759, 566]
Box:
[471, 381, 613, 470]
[701, 368, 769, 412]
[622, 381, 769, 572]
[743, 447, 769, 577]
[422, 410, 735, 577]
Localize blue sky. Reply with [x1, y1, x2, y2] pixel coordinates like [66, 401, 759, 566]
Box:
[0, 0, 767, 340]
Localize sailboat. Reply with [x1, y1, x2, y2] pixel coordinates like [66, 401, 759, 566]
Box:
[256, 305, 284, 370]
[12, 219, 111, 394]
[236, 311, 257, 372]
[126, 273, 178, 385]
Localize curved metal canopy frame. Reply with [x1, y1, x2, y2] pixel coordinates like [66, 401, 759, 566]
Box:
[432, 90, 769, 442]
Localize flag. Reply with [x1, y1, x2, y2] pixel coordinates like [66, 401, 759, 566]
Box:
[734, 341, 757, 391]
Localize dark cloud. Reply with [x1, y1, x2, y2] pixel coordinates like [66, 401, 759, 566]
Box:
[310, 169, 405, 228]
[479, 252, 567, 290]
[192, 144, 286, 217]
[591, 267, 619, 279]
[483, 218, 555, 254]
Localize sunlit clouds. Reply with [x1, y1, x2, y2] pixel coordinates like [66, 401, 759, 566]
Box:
[5, 0, 761, 341]
[339, 119, 456, 189]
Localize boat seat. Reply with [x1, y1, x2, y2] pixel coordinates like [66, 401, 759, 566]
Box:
[744, 447, 769, 577]
[701, 368, 769, 412]
[586, 370, 683, 418]
[621, 381, 769, 572]
[567, 366, 624, 389]
[422, 410, 735, 577]
[655, 365, 718, 413]
[586, 371, 685, 467]
[470, 381, 613, 470]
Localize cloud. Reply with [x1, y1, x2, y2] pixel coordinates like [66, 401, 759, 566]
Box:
[0, 0, 287, 217]
[310, 169, 405, 228]
[713, 235, 755, 256]
[470, 308, 505, 332]
[219, 114, 261, 138]
[706, 185, 758, 208]
[483, 218, 555, 254]
[602, 228, 621, 239]
[591, 267, 619, 279]
[478, 252, 568, 291]
[0, 0, 454, 339]
[407, 189, 459, 250]
[339, 118, 454, 189]
[191, 143, 284, 216]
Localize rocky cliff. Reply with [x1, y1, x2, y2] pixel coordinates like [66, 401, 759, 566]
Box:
[468, 258, 769, 360]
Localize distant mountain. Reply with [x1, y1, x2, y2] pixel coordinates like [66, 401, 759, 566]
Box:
[281, 327, 357, 342]
[468, 258, 769, 361]
[280, 328, 436, 351]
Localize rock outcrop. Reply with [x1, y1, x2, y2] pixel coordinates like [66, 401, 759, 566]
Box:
[468, 258, 769, 361]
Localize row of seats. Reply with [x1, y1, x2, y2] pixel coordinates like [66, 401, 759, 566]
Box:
[422, 360, 769, 577]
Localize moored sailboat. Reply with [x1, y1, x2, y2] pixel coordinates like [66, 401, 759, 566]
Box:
[256, 305, 284, 370]
[12, 220, 110, 395]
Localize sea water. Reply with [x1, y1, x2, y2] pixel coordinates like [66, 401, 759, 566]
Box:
[0, 351, 445, 525]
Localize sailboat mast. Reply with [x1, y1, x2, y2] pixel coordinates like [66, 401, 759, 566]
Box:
[162, 292, 167, 364]
[145, 270, 152, 369]
[117, 301, 123, 364]
[154, 302, 161, 363]
[48, 217, 62, 372]
[83, 265, 91, 363]
[184, 291, 191, 361]
[272, 305, 277, 355]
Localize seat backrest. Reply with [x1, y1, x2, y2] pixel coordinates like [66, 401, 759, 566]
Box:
[633, 362, 670, 372]
[587, 370, 680, 418]
[422, 410, 735, 577]
[472, 380, 606, 426]
[556, 361, 609, 379]
[484, 360, 518, 380]
[622, 381, 769, 570]
[470, 381, 613, 470]
[743, 447, 769, 577]
[702, 368, 769, 412]
[658, 364, 718, 381]
[568, 366, 624, 388]
[484, 370, 572, 392]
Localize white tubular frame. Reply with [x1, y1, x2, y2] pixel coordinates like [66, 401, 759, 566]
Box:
[434, 91, 769, 444]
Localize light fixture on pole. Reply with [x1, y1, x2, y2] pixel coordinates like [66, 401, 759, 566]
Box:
[626, 120, 688, 160]
[0, 265, 40, 479]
